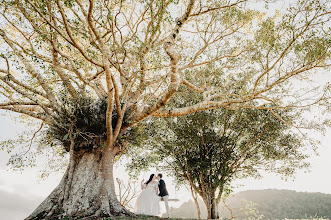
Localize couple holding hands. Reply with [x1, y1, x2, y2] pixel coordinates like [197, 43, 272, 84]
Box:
[134, 173, 170, 218]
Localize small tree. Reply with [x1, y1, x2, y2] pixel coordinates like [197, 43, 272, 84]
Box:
[128, 106, 320, 219]
[116, 178, 140, 210]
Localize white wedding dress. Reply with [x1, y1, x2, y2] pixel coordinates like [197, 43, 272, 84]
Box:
[134, 182, 160, 216]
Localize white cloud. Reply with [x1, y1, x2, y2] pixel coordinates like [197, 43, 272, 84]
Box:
[0, 166, 61, 220]
[0, 187, 44, 220]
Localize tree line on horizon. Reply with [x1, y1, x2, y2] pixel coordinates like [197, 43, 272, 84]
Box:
[162, 189, 331, 219]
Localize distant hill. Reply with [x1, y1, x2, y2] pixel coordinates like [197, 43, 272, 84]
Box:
[165, 189, 331, 219]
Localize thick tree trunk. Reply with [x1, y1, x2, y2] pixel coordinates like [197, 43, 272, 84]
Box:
[202, 194, 211, 219]
[25, 146, 133, 220]
[203, 191, 218, 219]
[210, 197, 219, 219]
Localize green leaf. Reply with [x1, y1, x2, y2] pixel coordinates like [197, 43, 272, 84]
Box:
[63, 133, 69, 141]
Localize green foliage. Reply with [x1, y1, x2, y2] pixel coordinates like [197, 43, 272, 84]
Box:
[125, 87, 322, 219]
[47, 96, 109, 150]
[127, 105, 312, 185]
[0, 96, 142, 173]
[0, 120, 68, 174]
[47, 96, 139, 152]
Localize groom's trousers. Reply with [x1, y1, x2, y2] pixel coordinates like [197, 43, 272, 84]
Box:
[162, 195, 170, 217]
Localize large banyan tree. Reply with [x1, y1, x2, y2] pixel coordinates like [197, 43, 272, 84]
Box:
[0, 0, 330, 219]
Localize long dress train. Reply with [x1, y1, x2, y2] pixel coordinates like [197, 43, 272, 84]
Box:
[134, 182, 160, 216]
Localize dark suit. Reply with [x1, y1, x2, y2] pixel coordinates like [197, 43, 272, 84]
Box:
[158, 178, 170, 217]
[158, 179, 169, 197]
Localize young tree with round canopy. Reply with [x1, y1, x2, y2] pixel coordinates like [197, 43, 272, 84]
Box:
[129, 106, 316, 219]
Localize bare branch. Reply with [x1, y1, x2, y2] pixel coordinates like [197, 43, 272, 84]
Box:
[54, 0, 103, 67]
[182, 79, 205, 92]
[126, 0, 196, 127]
[190, 0, 247, 17]
[0, 106, 46, 121]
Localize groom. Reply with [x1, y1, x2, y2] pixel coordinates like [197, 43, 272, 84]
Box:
[157, 173, 170, 218]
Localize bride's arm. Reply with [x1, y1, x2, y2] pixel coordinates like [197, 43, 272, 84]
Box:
[141, 180, 146, 190]
[155, 182, 159, 195]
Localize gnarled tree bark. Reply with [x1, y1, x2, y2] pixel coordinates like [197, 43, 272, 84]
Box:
[26, 145, 132, 220]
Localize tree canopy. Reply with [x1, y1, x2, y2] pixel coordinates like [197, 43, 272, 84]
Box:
[126, 104, 317, 218]
[1, 0, 330, 136]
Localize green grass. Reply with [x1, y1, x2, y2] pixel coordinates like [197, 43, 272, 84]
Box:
[61, 216, 330, 220]
[104, 216, 181, 220]
[59, 215, 183, 220]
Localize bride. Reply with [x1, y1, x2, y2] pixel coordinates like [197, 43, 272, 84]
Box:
[134, 174, 160, 216]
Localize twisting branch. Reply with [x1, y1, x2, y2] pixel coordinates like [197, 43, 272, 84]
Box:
[116, 178, 140, 209]
[0, 106, 47, 121]
[190, 0, 247, 17]
[182, 79, 205, 92]
[54, 0, 103, 67]
[21, 122, 44, 156]
[86, 0, 121, 145]
[126, 0, 196, 127]
[0, 30, 60, 111]
[0, 73, 46, 98]
[0, 77, 57, 119]
[0, 101, 44, 107]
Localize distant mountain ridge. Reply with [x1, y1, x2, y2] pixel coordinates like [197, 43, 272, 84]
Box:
[224, 189, 331, 219]
[166, 189, 331, 219]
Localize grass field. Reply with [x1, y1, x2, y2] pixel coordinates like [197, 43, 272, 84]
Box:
[59, 215, 330, 220]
